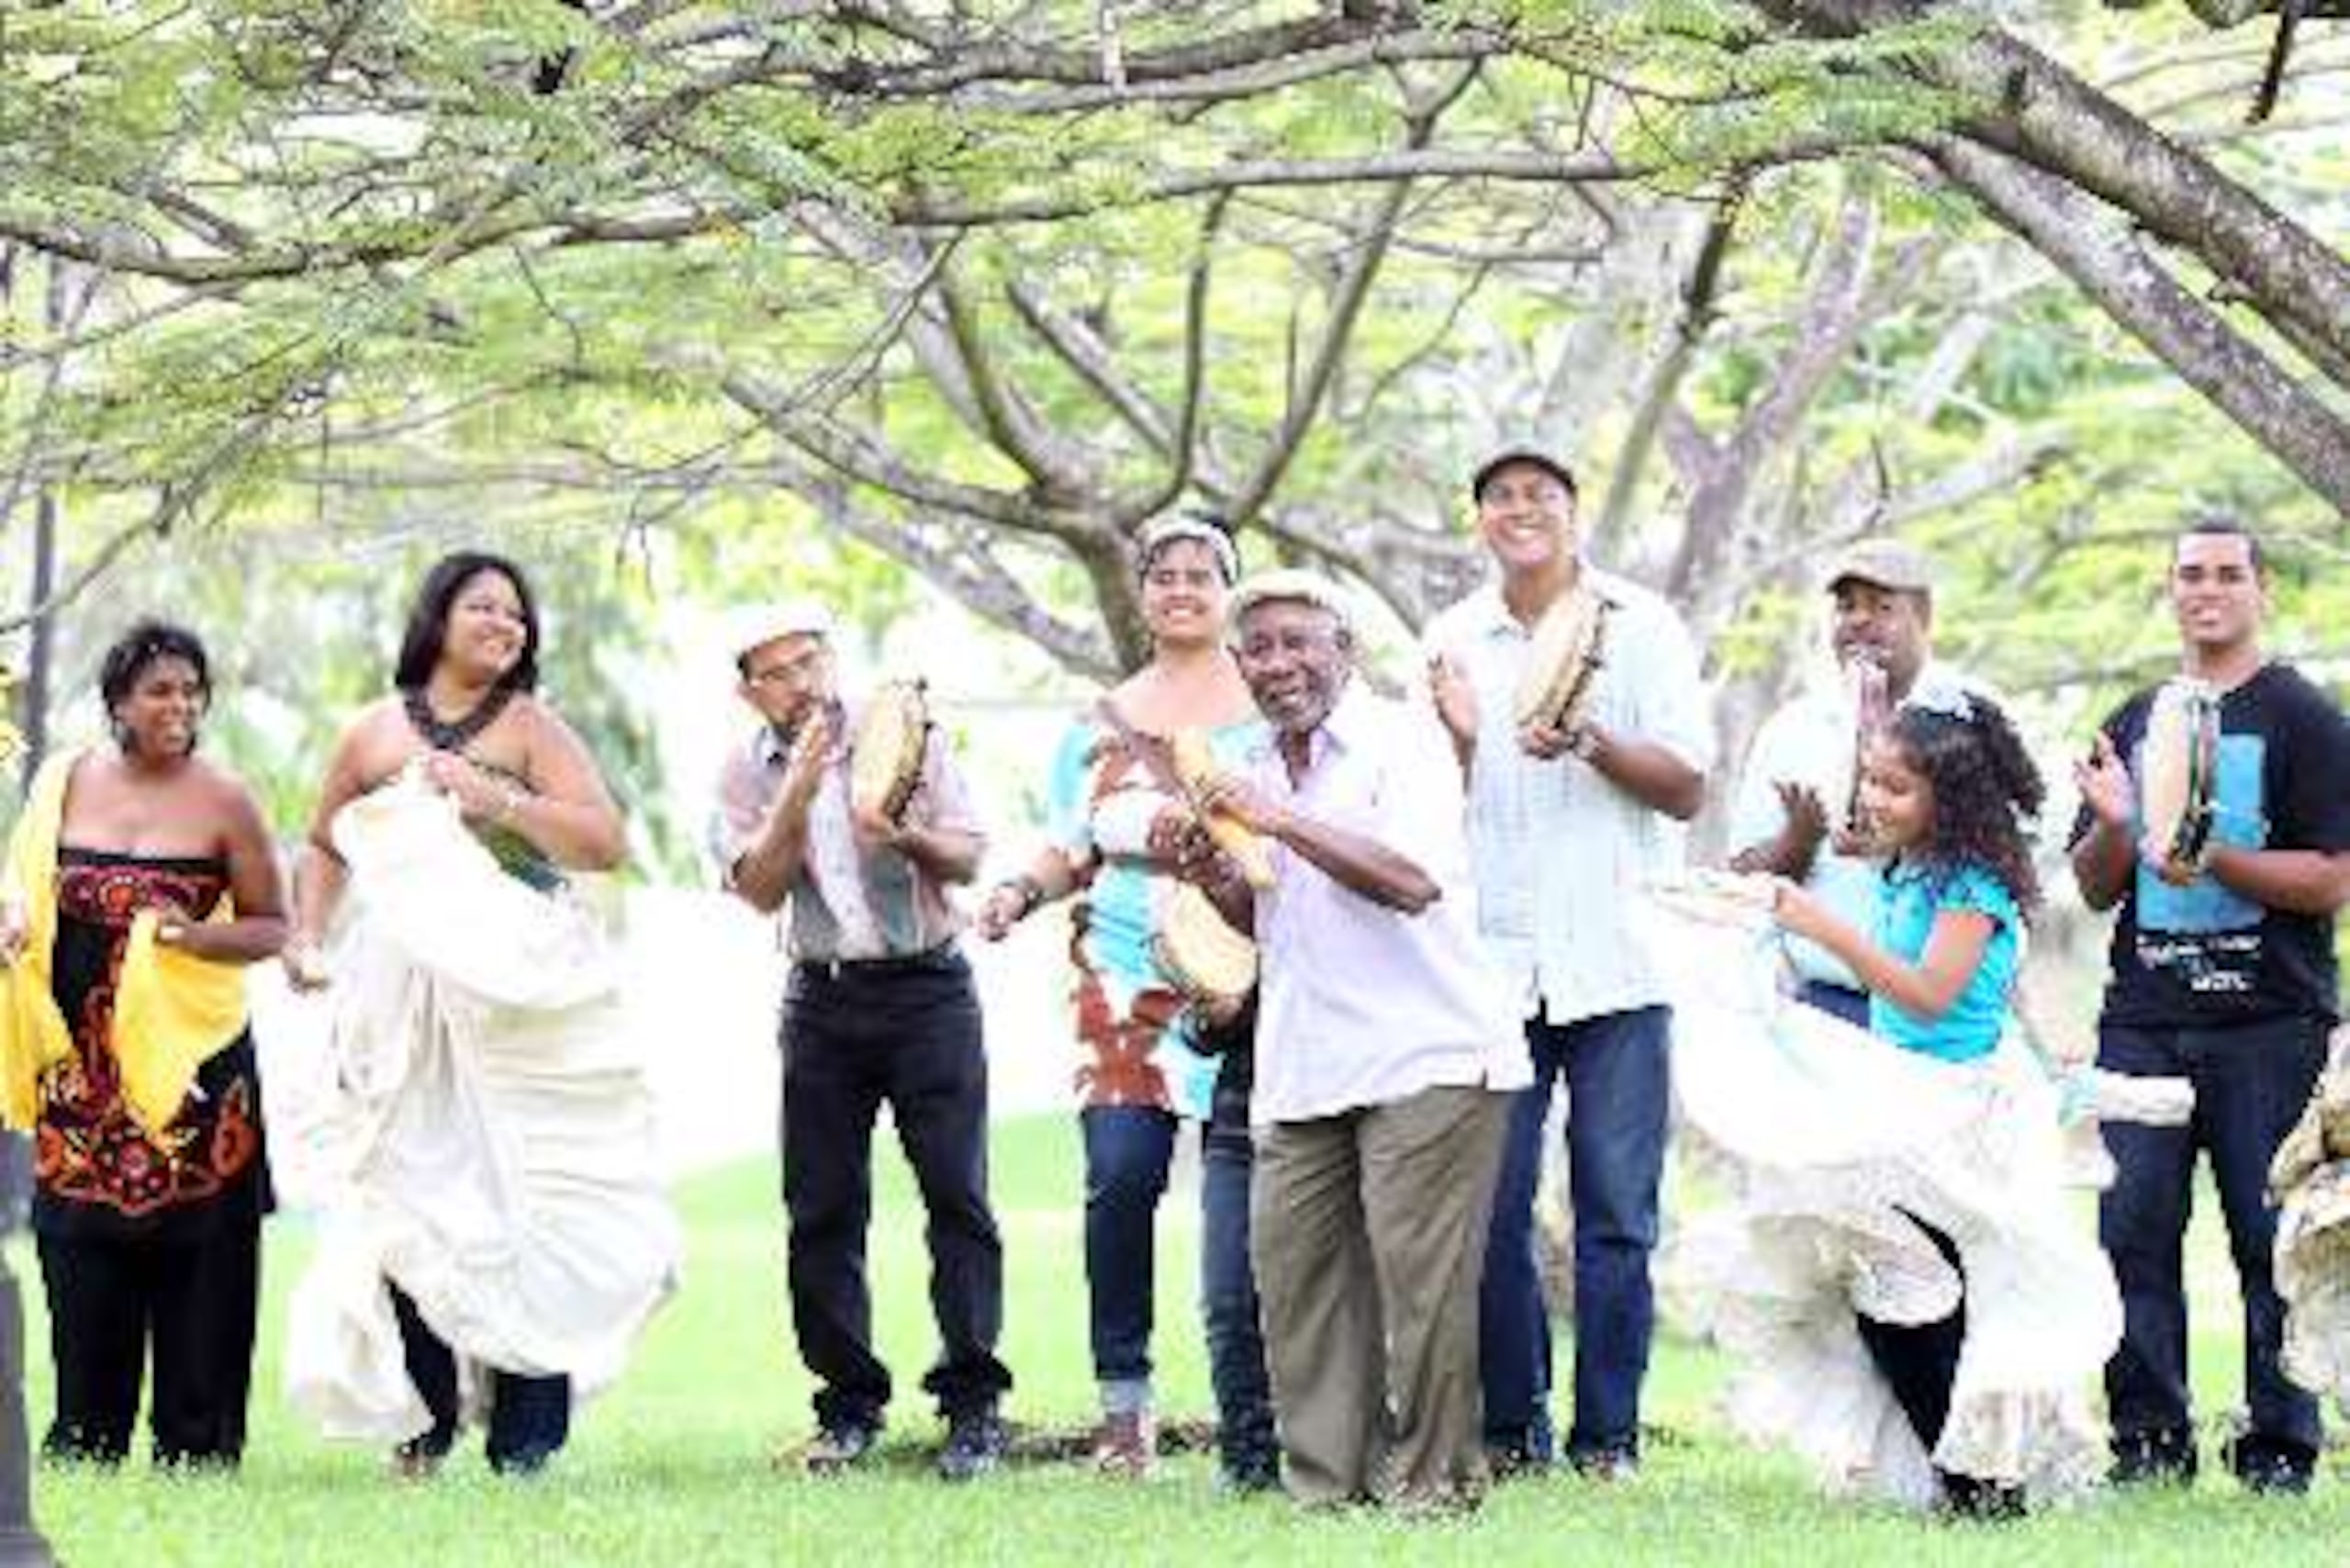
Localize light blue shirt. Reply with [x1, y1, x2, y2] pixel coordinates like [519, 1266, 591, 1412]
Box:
[1870, 862, 2021, 1062]
[1043, 711, 1260, 1121]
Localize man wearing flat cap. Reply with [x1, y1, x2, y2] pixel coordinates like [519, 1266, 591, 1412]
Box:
[711, 605, 1012, 1482]
[1183, 569, 1525, 1510]
[1422, 444, 1714, 1481]
[1729, 538, 1980, 1025]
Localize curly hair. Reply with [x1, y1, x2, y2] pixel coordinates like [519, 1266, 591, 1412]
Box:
[1884, 693, 2045, 915]
[99, 619, 211, 709]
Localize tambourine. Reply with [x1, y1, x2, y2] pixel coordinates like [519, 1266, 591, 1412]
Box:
[1515, 579, 1615, 740]
[1169, 726, 1275, 890]
[1152, 882, 1258, 1007]
[850, 679, 929, 823]
[1826, 656, 1894, 836]
[1648, 868, 1780, 932]
[2139, 678, 2221, 877]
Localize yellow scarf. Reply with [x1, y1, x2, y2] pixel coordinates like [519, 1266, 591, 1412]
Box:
[1, 748, 248, 1136]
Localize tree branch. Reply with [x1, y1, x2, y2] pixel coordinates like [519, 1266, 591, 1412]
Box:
[1928, 135, 2350, 510]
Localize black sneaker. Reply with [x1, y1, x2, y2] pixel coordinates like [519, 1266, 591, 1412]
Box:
[1567, 1442, 1639, 1484]
[935, 1413, 1007, 1484]
[389, 1428, 455, 1483]
[1938, 1472, 2027, 1522]
[1485, 1422, 1554, 1483]
[799, 1418, 881, 1476]
[2221, 1432, 2314, 1496]
[1216, 1449, 1282, 1495]
[2109, 1428, 2197, 1488]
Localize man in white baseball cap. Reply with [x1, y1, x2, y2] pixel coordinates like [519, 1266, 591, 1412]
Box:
[710, 602, 1013, 1483]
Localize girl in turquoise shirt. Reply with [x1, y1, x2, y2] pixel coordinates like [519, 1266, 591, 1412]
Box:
[1774, 695, 2042, 1065]
[1771, 691, 2048, 1518]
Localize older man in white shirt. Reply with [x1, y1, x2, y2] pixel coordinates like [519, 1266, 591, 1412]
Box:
[1424, 444, 1714, 1481]
[1186, 568, 1523, 1512]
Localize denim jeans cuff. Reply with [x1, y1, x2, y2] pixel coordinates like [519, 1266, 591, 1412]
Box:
[1100, 1377, 1153, 1417]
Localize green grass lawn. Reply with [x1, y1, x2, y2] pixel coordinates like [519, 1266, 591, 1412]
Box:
[19, 1114, 2349, 1565]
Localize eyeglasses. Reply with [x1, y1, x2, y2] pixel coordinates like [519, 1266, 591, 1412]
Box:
[744, 650, 826, 686]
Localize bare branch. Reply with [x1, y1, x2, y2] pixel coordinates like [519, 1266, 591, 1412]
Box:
[1115, 190, 1228, 526]
[936, 252, 1091, 492]
[1004, 283, 1176, 456]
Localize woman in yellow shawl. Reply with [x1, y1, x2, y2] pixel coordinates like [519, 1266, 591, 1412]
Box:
[0, 620, 287, 1467]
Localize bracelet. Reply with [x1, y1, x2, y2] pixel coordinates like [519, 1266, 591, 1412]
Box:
[1002, 874, 1046, 919]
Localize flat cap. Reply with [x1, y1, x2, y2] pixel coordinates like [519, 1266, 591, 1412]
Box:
[1229, 568, 1357, 633]
[1470, 444, 1579, 501]
[726, 601, 833, 666]
[1824, 537, 1938, 596]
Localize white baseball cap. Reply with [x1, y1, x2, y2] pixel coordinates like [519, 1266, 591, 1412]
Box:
[726, 602, 833, 667]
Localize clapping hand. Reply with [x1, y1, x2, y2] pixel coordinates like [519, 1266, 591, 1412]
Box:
[1192, 774, 1283, 839]
[781, 710, 834, 815]
[1428, 653, 1478, 750]
[2073, 732, 2132, 833]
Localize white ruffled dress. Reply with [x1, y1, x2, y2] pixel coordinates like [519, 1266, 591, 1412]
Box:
[284, 772, 680, 1444]
[1648, 889, 2125, 1509]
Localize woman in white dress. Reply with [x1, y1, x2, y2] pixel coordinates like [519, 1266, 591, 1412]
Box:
[2273, 1025, 2350, 1417]
[282, 551, 677, 1476]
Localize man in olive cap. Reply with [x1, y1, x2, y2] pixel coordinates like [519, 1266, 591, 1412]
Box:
[1729, 538, 1978, 1025]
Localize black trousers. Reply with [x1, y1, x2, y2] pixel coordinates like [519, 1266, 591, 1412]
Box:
[388, 1283, 571, 1471]
[780, 949, 1010, 1428]
[2099, 1014, 2325, 1462]
[1852, 1214, 1967, 1459]
[37, 1219, 260, 1466]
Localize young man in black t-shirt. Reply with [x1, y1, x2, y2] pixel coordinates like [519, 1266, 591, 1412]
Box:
[2073, 519, 2350, 1495]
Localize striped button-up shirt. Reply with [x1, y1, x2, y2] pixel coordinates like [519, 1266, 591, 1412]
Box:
[710, 695, 980, 962]
[1422, 569, 1715, 1026]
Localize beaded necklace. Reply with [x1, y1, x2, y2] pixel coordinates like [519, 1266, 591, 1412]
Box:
[401, 683, 515, 753]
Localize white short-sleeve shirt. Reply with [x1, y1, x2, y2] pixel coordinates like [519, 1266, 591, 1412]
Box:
[1421, 568, 1716, 1026]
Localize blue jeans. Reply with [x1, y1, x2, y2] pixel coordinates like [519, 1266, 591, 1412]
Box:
[1081, 1105, 1177, 1395]
[1798, 980, 1871, 1029]
[1201, 1099, 1275, 1474]
[1479, 1004, 1671, 1462]
[2098, 1014, 2327, 1461]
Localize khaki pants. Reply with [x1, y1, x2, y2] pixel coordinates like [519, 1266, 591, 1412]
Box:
[1250, 1084, 1509, 1506]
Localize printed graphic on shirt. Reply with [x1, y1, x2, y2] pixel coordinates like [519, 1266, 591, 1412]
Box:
[2133, 732, 2266, 994]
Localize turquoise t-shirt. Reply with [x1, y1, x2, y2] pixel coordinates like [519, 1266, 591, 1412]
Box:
[1868, 862, 2020, 1062]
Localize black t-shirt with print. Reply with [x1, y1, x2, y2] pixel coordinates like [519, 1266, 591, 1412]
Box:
[2076, 662, 2350, 1027]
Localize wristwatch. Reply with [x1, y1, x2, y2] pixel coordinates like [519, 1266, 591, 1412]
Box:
[1001, 874, 1046, 919]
